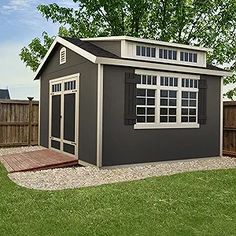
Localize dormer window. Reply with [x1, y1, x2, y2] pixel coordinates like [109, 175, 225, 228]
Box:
[136, 45, 156, 58]
[180, 52, 197, 63]
[159, 49, 177, 60]
[60, 47, 67, 64]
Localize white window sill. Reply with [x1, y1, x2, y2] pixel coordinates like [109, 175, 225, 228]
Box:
[134, 123, 200, 130]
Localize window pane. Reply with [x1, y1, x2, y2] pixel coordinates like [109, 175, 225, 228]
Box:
[165, 77, 168, 86]
[186, 79, 189, 87]
[190, 79, 193, 88]
[160, 116, 168, 123]
[147, 75, 152, 85]
[160, 108, 168, 115]
[164, 49, 168, 59]
[194, 80, 198, 88]
[137, 107, 145, 115]
[169, 91, 177, 98]
[137, 75, 141, 84]
[173, 51, 177, 60]
[160, 90, 168, 97]
[180, 52, 184, 61]
[147, 98, 155, 105]
[184, 52, 188, 61]
[193, 53, 197, 62]
[168, 50, 172, 59]
[147, 47, 151, 57]
[190, 92, 196, 99]
[190, 100, 196, 107]
[189, 117, 196, 122]
[159, 49, 163, 58]
[182, 100, 188, 106]
[189, 53, 193, 62]
[169, 77, 173, 86]
[181, 116, 188, 122]
[147, 89, 155, 97]
[174, 78, 178, 87]
[151, 48, 156, 57]
[182, 91, 188, 98]
[142, 75, 146, 84]
[169, 99, 176, 106]
[147, 108, 155, 115]
[189, 109, 196, 115]
[169, 116, 176, 122]
[137, 116, 145, 123]
[137, 89, 146, 96]
[153, 76, 157, 85]
[182, 79, 185, 87]
[169, 108, 176, 115]
[141, 46, 146, 56]
[182, 108, 188, 115]
[160, 76, 164, 86]
[160, 99, 168, 106]
[137, 98, 145, 105]
[147, 116, 155, 123]
[136, 46, 141, 56]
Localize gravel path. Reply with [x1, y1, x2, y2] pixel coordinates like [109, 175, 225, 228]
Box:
[8, 156, 236, 191]
[0, 146, 45, 157]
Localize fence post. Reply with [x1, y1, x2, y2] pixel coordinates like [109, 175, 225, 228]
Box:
[28, 97, 34, 146]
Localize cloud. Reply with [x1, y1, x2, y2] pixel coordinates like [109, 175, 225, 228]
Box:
[1, 0, 32, 11]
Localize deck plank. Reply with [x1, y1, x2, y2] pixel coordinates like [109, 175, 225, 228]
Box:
[0, 149, 78, 173]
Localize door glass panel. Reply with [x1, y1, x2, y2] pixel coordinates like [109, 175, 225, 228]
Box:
[64, 93, 76, 142]
[63, 143, 75, 155]
[51, 140, 60, 150]
[51, 95, 61, 138]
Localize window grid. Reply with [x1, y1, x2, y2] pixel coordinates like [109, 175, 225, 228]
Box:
[52, 83, 61, 93]
[138, 75, 157, 85]
[136, 89, 156, 123]
[64, 80, 76, 91]
[60, 47, 67, 64]
[136, 45, 156, 58]
[159, 49, 177, 60]
[160, 76, 178, 87]
[135, 73, 199, 127]
[180, 52, 197, 63]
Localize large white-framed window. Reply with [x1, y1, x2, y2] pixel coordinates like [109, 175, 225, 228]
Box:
[134, 70, 200, 129]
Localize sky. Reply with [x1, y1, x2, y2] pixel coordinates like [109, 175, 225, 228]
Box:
[0, 0, 75, 100]
[0, 0, 234, 100]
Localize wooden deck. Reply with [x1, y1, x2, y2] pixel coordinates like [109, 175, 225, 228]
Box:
[0, 149, 78, 173]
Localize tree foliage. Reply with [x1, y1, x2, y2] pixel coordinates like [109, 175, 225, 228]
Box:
[20, 0, 236, 99]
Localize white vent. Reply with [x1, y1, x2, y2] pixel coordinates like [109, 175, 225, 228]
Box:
[60, 47, 66, 64]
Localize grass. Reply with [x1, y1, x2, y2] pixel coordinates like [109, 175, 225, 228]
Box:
[0, 165, 236, 236]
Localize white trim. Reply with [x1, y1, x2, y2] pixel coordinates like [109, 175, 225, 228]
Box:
[34, 36, 97, 80]
[220, 77, 224, 157]
[101, 156, 221, 169]
[134, 124, 200, 129]
[81, 36, 212, 52]
[96, 57, 232, 77]
[48, 73, 80, 159]
[38, 80, 41, 145]
[96, 64, 104, 167]
[78, 160, 97, 167]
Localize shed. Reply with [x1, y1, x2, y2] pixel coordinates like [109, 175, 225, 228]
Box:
[0, 89, 10, 100]
[34, 36, 231, 167]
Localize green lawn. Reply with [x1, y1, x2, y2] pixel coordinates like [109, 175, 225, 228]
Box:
[0, 165, 236, 236]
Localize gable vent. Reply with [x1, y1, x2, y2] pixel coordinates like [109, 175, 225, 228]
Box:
[60, 47, 67, 64]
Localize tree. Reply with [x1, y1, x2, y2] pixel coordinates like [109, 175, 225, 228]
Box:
[20, 0, 236, 99]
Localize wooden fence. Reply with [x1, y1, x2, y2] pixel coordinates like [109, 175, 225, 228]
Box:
[223, 101, 236, 156]
[0, 99, 39, 147]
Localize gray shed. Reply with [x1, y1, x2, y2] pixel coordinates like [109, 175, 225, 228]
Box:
[0, 89, 10, 100]
[34, 36, 231, 167]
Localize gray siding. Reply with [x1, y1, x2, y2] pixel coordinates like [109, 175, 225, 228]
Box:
[90, 41, 121, 57]
[102, 65, 221, 166]
[40, 44, 97, 165]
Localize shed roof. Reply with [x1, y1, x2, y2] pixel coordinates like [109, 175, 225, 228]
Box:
[33, 36, 232, 80]
[0, 89, 10, 99]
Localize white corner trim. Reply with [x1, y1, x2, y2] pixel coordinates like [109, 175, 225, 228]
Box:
[81, 36, 212, 52]
[95, 57, 232, 77]
[220, 77, 224, 157]
[97, 64, 104, 167]
[33, 36, 97, 80]
[79, 160, 97, 167]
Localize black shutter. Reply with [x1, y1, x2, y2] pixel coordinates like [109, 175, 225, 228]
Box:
[124, 72, 139, 125]
[198, 79, 207, 125]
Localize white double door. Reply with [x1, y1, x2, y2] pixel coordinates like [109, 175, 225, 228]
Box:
[49, 74, 79, 157]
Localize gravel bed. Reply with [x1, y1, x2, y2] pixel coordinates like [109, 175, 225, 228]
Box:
[0, 146, 45, 157]
[9, 156, 236, 191]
